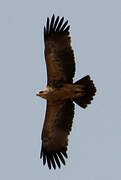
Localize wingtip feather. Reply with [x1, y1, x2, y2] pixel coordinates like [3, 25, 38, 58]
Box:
[40, 145, 68, 169]
[44, 15, 70, 40]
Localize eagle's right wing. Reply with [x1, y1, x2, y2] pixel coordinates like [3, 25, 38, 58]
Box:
[40, 99, 74, 169]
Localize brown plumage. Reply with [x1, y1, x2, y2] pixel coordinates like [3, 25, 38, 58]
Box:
[37, 14, 96, 169]
[44, 15, 75, 87]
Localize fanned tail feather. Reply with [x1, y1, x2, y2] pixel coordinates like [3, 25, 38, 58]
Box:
[73, 75, 96, 108]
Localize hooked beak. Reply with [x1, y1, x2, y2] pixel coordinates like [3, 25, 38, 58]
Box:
[36, 91, 43, 96]
[36, 93, 39, 96]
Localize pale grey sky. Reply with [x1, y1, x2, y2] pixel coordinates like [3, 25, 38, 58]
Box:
[0, 0, 121, 179]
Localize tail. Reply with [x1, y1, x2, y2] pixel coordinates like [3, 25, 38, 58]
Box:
[73, 75, 96, 108]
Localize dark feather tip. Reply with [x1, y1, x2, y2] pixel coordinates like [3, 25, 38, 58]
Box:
[40, 146, 68, 169]
[44, 14, 70, 41]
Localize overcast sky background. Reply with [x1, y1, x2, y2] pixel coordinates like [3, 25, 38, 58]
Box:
[0, 0, 121, 179]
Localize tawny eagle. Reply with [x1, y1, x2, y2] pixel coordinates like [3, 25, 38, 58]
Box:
[37, 14, 96, 169]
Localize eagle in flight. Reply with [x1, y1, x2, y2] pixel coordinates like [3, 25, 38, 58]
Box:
[37, 14, 96, 169]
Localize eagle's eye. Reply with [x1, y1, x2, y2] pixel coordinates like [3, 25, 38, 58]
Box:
[39, 91, 43, 93]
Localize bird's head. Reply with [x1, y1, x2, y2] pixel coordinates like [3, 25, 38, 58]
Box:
[36, 88, 51, 99]
[36, 91, 43, 96]
[36, 91, 46, 98]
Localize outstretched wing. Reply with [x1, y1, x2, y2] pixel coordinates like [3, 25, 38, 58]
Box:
[40, 100, 75, 169]
[44, 14, 75, 87]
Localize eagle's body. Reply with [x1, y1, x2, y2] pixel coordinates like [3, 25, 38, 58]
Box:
[37, 84, 85, 102]
[37, 15, 96, 169]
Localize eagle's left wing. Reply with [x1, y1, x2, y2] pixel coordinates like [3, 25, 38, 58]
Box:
[40, 99, 75, 169]
[44, 15, 75, 87]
